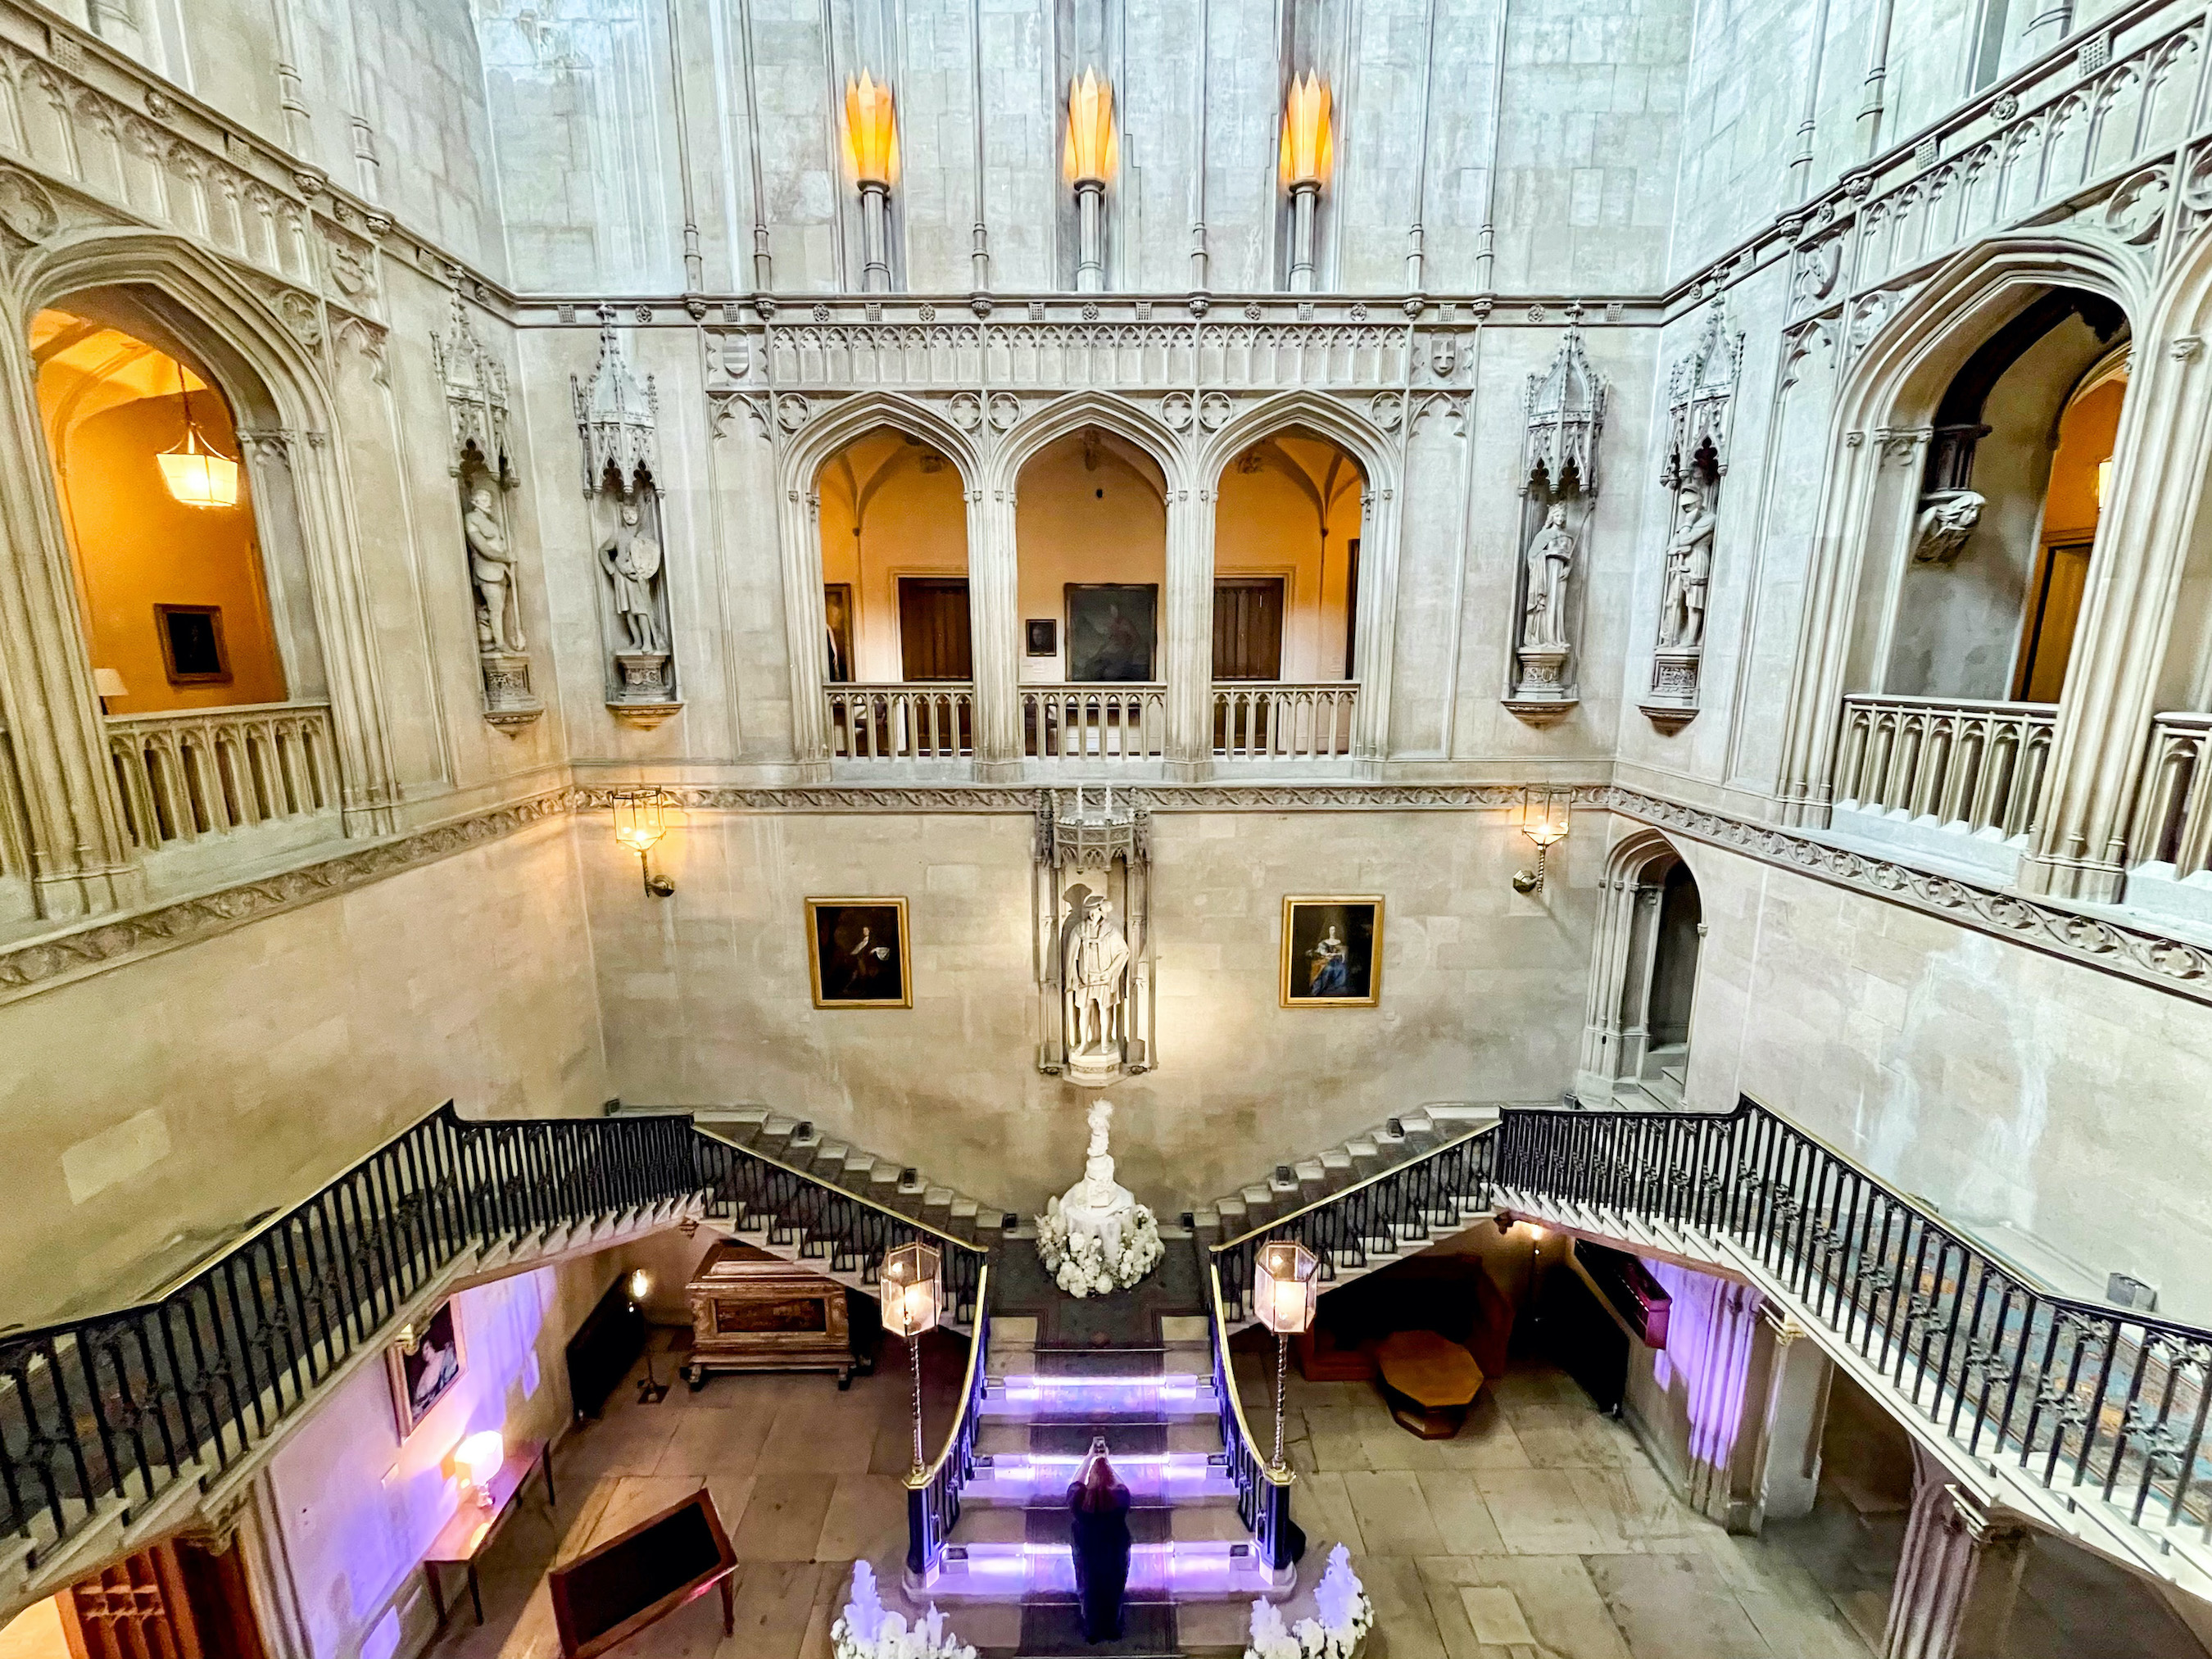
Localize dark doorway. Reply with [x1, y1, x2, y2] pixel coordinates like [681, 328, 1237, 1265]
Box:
[1648, 862, 1702, 1050]
[1213, 577, 1285, 679]
[898, 578, 972, 681]
[1343, 537, 1361, 680]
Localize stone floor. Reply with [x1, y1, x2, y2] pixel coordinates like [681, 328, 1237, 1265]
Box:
[1236, 1337, 1877, 1659]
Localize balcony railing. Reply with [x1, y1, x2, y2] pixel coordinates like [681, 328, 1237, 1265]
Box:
[1833, 694, 2054, 841]
[2127, 712, 2212, 880]
[1212, 682, 1357, 760]
[827, 683, 974, 761]
[106, 702, 337, 852]
[1022, 683, 1166, 761]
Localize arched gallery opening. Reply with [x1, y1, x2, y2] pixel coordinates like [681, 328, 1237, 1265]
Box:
[1888, 285, 2128, 705]
[1210, 427, 1364, 758]
[32, 287, 333, 856]
[1833, 286, 2129, 854]
[1016, 425, 1168, 759]
[814, 424, 972, 759]
[1578, 836, 1702, 1108]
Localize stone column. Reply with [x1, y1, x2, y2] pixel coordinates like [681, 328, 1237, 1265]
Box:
[970, 483, 1022, 777]
[1882, 1447, 2028, 1659]
[0, 324, 143, 919]
[1163, 483, 1213, 780]
[1747, 1312, 1833, 1525]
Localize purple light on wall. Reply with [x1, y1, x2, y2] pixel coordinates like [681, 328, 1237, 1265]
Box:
[1647, 1258, 1761, 1468]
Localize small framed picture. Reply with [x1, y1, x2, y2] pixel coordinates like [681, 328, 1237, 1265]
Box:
[1025, 618, 1058, 657]
[154, 604, 231, 686]
[388, 1299, 465, 1438]
[1281, 896, 1383, 1008]
[806, 898, 911, 1008]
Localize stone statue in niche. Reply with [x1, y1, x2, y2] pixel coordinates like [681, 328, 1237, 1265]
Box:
[1063, 891, 1131, 1063]
[1521, 504, 1576, 651]
[1657, 487, 1715, 651]
[466, 484, 526, 655]
[1912, 490, 1984, 564]
[600, 500, 667, 652]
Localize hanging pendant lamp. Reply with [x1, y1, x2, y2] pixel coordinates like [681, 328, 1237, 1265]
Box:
[156, 358, 239, 510]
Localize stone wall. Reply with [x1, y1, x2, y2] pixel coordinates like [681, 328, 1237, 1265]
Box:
[0, 818, 606, 1330]
[585, 803, 1596, 1211]
[1665, 822, 2212, 1326]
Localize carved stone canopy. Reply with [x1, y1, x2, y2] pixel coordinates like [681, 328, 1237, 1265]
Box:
[1661, 300, 1745, 490]
[433, 290, 514, 485]
[573, 306, 660, 496]
[1522, 325, 1607, 497]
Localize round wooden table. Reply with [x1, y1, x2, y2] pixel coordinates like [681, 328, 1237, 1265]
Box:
[1376, 1330, 1486, 1439]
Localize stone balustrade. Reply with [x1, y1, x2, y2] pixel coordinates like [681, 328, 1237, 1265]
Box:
[106, 702, 338, 853]
[2127, 711, 2212, 880]
[1212, 682, 1358, 760]
[1832, 694, 2054, 845]
[1021, 684, 1167, 762]
[825, 682, 974, 761]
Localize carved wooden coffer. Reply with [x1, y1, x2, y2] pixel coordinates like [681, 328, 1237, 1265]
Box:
[682, 1242, 854, 1388]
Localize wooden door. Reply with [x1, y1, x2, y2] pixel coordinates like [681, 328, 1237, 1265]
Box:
[897, 578, 972, 681]
[1212, 578, 1285, 679]
[50, 1539, 268, 1659]
[2015, 539, 2092, 702]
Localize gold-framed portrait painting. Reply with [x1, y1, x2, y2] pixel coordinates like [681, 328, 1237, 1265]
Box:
[806, 897, 912, 1008]
[1281, 895, 1384, 1008]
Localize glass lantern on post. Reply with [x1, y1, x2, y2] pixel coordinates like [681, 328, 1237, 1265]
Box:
[882, 1241, 942, 1477]
[610, 786, 678, 898]
[1254, 1240, 1319, 1475]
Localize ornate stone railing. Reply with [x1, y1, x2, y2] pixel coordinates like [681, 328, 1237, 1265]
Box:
[105, 703, 338, 852]
[2126, 711, 2212, 878]
[1212, 682, 1358, 760]
[826, 683, 974, 761]
[1021, 683, 1167, 762]
[1833, 694, 2054, 842]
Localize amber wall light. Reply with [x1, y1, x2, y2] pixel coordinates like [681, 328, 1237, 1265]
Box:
[1280, 75, 1334, 292]
[1512, 786, 1570, 895]
[611, 786, 678, 898]
[843, 72, 899, 293]
[1063, 70, 1117, 292]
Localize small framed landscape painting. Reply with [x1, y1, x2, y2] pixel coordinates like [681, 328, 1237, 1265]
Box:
[1281, 895, 1383, 1008]
[807, 897, 912, 1009]
[388, 1298, 465, 1437]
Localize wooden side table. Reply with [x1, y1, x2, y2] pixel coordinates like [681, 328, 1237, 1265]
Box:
[1376, 1330, 1485, 1439]
[424, 1439, 555, 1625]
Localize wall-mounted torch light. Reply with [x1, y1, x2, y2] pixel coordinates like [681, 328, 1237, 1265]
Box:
[611, 786, 678, 898]
[1512, 786, 1570, 895]
[1280, 74, 1334, 294]
[844, 71, 899, 293]
[1063, 70, 1118, 293]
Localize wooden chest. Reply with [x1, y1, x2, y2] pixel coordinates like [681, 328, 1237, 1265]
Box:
[682, 1243, 855, 1389]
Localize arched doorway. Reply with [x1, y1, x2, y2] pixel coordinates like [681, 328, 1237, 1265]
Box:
[814, 424, 973, 761]
[30, 286, 334, 863]
[1015, 426, 1170, 762]
[1577, 834, 1703, 1108]
[1209, 427, 1364, 759]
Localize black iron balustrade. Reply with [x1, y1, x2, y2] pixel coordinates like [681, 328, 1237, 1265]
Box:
[1496, 1096, 2212, 1540]
[1206, 1263, 1303, 1572]
[905, 1270, 990, 1580]
[0, 1102, 983, 1570]
[1212, 1126, 1499, 1324]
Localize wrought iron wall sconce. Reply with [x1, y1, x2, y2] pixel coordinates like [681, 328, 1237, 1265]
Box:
[1512, 786, 1570, 895]
[611, 786, 678, 897]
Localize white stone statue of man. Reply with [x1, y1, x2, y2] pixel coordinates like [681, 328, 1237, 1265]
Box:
[1063, 894, 1130, 1055]
[599, 499, 666, 653]
[465, 486, 525, 654]
[1521, 503, 1576, 651]
[1658, 486, 1715, 651]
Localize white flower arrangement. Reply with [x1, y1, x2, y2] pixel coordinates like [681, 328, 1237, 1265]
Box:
[1243, 1545, 1374, 1659]
[831, 1562, 975, 1659]
[1034, 1199, 1164, 1298]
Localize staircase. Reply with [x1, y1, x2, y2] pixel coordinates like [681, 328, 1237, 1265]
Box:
[905, 1247, 1298, 1657]
[1613, 1043, 1687, 1110]
[0, 1101, 986, 1624]
[1203, 1094, 2212, 1609]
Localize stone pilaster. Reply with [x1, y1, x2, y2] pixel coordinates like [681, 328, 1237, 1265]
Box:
[1163, 485, 1213, 780]
[1882, 1445, 2028, 1659]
